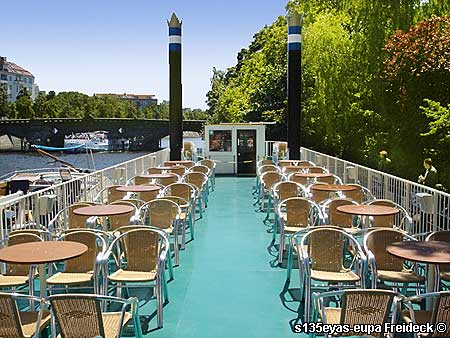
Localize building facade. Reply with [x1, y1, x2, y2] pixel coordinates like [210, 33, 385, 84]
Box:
[95, 93, 158, 109]
[0, 56, 39, 102]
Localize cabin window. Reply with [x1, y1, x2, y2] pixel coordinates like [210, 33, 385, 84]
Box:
[209, 130, 232, 152]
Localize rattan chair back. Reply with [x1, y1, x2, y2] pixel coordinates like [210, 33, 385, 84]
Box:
[190, 165, 210, 175]
[147, 167, 164, 174]
[168, 165, 186, 176]
[199, 159, 215, 170]
[259, 165, 279, 175]
[310, 183, 331, 203]
[316, 175, 335, 184]
[308, 228, 345, 272]
[7, 233, 41, 276]
[157, 174, 179, 187]
[68, 202, 95, 229]
[261, 172, 283, 192]
[366, 229, 404, 272]
[285, 197, 309, 227]
[134, 176, 151, 185]
[274, 181, 302, 201]
[329, 199, 357, 229]
[308, 167, 327, 174]
[107, 185, 126, 203]
[164, 183, 195, 201]
[64, 231, 99, 273]
[369, 200, 395, 228]
[183, 172, 207, 191]
[50, 295, 106, 338]
[108, 201, 136, 231]
[123, 229, 159, 272]
[428, 231, 450, 274]
[148, 199, 180, 230]
[343, 184, 364, 203]
[289, 173, 308, 185]
[339, 290, 394, 333]
[0, 294, 23, 338]
[257, 159, 274, 167]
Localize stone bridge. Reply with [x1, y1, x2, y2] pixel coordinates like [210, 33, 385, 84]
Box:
[0, 118, 205, 150]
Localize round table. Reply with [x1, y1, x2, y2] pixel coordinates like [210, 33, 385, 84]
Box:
[311, 184, 357, 192]
[336, 204, 400, 216]
[387, 241, 450, 298]
[165, 160, 193, 166]
[73, 204, 135, 217]
[293, 173, 333, 178]
[138, 173, 177, 180]
[0, 241, 88, 297]
[116, 185, 161, 193]
[387, 241, 450, 265]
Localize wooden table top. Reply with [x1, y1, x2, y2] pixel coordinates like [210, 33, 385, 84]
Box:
[73, 204, 135, 217]
[116, 185, 161, 192]
[387, 241, 450, 264]
[337, 204, 400, 216]
[139, 173, 177, 179]
[0, 241, 87, 264]
[311, 184, 358, 192]
[293, 172, 333, 178]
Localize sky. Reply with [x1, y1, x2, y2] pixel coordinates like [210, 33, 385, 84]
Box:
[3, 0, 288, 109]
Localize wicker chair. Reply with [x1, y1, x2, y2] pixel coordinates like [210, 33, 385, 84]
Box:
[200, 159, 216, 191]
[297, 227, 367, 320]
[255, 165, 280, 198]
[158, 195, 193, 250]
[401, 291, 450, 338]
[426, 231, 450, 290]
[311, 289, 399, 338]
[133, 175, 151, 186]
[164, 160, 194, 168]
[168, 165, 187, 177]
[282, 166, 304, 175]
[94, 186, 126, 204]
[276, 197, 324, 264]
[137, 186, 161, 202]
[102, 227, 170, 328]
[162, 183, 198, 222]
[343, 183, 375, 203]
[48, 202, 97, 232]
[0, 292, 50, 338]
[47, 230, 106, 294]
[308, 166, 329, 174]
[367, 199, 413, 233]
[260, 171, 285, 221]
[288, 172, 309, 185]
[363, 228, 425, 290]
[108, 201, 139, 231]
[189, 165, 211, 195]
[49, 293, 143, 338]
[182, 172, 208, 215]
[139, 199, 181, 266]
[0, 233, 41, 295]
[320, 198, 360, 234]
[257, 159, 274, 167]
[147, 167, 165, 174]
[156, 173, 180, 187]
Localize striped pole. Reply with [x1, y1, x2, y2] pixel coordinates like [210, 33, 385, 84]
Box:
[287, 12, 303, 160]
[168, 13, 183, 160]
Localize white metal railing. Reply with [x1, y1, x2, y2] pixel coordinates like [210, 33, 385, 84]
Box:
[302, 148, 450, 236]
[0, 148, 170, 239]
[265, 141, 450, 236]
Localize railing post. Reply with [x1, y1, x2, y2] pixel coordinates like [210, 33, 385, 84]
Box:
[433, 192, 439, 232]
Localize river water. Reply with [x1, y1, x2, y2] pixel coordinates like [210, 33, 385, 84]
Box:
[0, 151, 150, 177]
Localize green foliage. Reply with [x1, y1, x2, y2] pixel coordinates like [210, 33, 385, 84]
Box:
[207, 0, 450, 187]
[0, 83, 11, 118]
[15, 88, 35, 119]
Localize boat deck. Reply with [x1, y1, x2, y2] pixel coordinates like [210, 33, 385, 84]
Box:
[146, 176, 301, 338]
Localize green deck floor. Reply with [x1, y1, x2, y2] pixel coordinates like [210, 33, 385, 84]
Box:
[143, 176, 303, 338]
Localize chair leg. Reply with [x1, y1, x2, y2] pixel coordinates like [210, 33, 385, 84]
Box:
[278, 234, 285, 264]
[166, 251, 174, 281]
[156, 279, 163, 328]
[304, 278, 311, 322]
[162, 270, 169, 302]
[189, 212, 194, 241]
[286, 242, 293, 282]
[181, 219, 186, 250]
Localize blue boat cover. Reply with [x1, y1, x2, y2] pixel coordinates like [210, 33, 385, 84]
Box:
[31, 144, 86, 151]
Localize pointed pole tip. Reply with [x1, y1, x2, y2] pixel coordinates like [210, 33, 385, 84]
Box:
[169, 13, 182, 27]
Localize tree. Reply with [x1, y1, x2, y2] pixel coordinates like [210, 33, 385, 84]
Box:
[14, 88, 35, 119]
[0, 83, 11, 118]
[33, 92, 48, 117]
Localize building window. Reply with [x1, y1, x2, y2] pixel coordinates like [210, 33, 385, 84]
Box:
[209, 130, 232, 152]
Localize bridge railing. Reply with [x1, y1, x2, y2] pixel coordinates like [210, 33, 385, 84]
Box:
[265, 141, 450, 236]
[0, 148, 170, 240]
